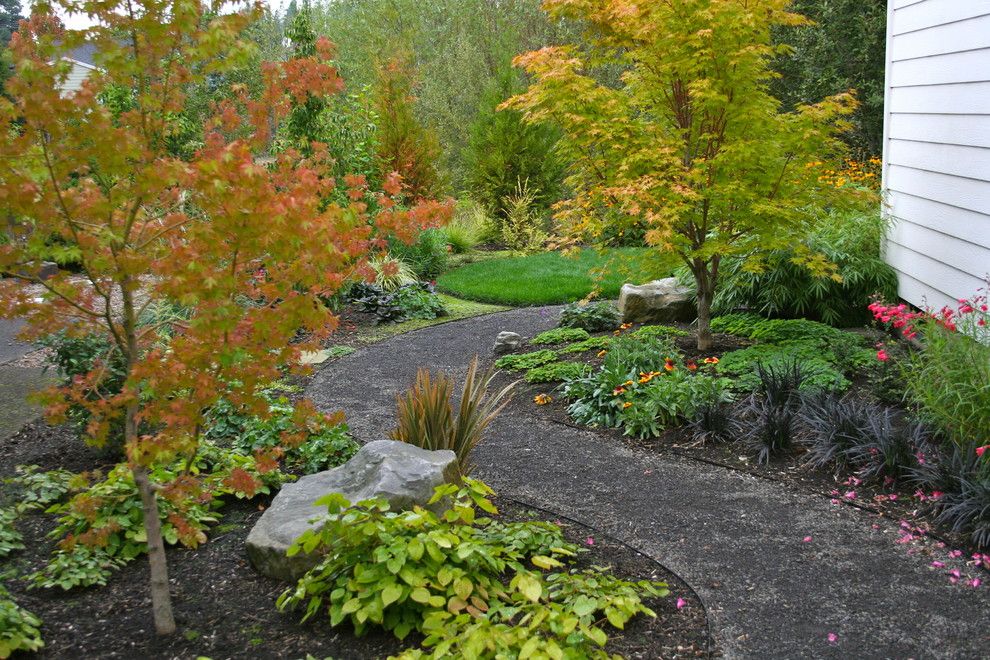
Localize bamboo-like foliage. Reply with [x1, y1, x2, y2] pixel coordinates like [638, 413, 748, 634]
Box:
[391, 356, 515, 475]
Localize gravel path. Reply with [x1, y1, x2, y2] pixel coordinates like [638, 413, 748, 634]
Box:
[306, 307, 990, 659]
[0, 318, 48, 441]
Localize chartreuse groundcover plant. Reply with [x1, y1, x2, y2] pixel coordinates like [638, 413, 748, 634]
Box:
[505, 0, 870, 349]
[0, 0, 449, 634]
[278, 479, 667, 658]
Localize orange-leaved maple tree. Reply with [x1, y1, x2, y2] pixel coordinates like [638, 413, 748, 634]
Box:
[0, 0, 449, 634]
[504, 0, 870, 349]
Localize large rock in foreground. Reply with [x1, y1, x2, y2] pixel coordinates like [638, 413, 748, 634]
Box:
[246, 440, 458, 581]
[618, 278, 695, 324]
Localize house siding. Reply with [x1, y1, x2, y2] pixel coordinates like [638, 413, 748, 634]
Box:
[61, 61, 93, 95]
[882, 0, 990, 311]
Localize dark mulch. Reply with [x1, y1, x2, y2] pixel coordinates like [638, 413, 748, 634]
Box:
[1, 418, 710, 659]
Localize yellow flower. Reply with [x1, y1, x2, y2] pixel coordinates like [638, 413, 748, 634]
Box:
[596, 350, 608, 358]
[534, 394, 552, 406]
[622, 402, 633, 409]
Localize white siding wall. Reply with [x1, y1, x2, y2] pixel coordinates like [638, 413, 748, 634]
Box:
[60, 60, 93, 95]
[882, 0, 990, 311]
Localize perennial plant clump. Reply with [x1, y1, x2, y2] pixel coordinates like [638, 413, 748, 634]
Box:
[278, 479, 668, 657]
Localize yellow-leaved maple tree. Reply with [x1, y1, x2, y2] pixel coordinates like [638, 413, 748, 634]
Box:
[504, 0, 871, 349]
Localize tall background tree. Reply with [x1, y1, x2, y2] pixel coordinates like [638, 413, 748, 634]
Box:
[0, 0, 448, 635]
[505, 0, 869, 349]
[772, 0, 887, 158]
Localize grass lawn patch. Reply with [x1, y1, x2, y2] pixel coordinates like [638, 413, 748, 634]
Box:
[437, 248, 677, 306]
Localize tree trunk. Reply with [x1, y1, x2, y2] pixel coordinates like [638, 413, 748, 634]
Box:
[696, 285, 714, 351]
[133, 462, 176, 635]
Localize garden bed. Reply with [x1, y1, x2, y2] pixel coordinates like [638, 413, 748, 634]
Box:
[0, 419, 710, 659]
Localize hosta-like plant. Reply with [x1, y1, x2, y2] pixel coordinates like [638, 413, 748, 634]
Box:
[278, 479, 668, 657]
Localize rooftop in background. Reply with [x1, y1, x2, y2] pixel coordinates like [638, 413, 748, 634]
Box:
[63, 41, 97, 67]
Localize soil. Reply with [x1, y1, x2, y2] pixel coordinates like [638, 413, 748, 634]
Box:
[0, 419, 711, 659]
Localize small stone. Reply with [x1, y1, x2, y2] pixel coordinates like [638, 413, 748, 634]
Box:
[245, 440, 458, 581]
[299, 349, 332, 365]
[493, 331, 524, 355]
[618, 278, 695, 324]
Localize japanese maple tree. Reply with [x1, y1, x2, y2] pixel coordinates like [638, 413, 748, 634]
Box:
[0, 0, 448, 634]
[504, 0, 867, 349]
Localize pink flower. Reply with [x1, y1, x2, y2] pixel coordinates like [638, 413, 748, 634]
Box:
[827, 632, 838, 644]
[876, 350, 889, 362]
[976, 445, 989, 458]
[676, 598, 686, 609]
[949, 569, 961, 579]
[585, 537, 595, 546]
[844, 490, 857, 500]
[949, 549, 963, 558]
[930, 561, 945, 568]
[803, 536, 813, 543]
[970, 578, 982, 588]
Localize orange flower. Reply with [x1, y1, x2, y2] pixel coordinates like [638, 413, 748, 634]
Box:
[596, 350, 607, 358]
[686, 360, 697, 371]
[612, 386, 627, 396]
[622, 402, 633, 409]
[703, 356, 719, 365]
[664, 357, 676, 372]
[534, 393, 553, 406]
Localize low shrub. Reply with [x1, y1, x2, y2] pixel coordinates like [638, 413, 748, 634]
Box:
[616, 371, 732, 439]
[631, 324, 691, 339]
[391, 357, 515, 476]
[390, 229, 450, 280]
[350, 282, 447, 324]
[277, 479, 667, 657]
[0, 585, 44, 657]
[556, 336, 613, 355]
[716, 341, 849, 392]
[603, 335, 681, 377]
[706, 209, 898, 326]
[29, 447, 290, 590]
[494, 350, 558, 371]
[524, 361, 591, 384]
[499, 180, 549, 253]
[530, 327, 591, 345]
[205, 397, 358, 473]
[559, 301, 621, 332]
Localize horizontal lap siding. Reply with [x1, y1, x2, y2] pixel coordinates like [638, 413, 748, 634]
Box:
[882, 0, 990, 311]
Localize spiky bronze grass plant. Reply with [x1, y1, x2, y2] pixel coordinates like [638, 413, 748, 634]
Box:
[391, 357, 516, 476]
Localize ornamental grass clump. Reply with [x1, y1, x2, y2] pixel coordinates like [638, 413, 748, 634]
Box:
[739, 360, 806, 464]
[392, 357, 516, 476]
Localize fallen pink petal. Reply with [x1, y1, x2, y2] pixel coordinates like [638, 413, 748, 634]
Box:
[676, 598, 686, 610]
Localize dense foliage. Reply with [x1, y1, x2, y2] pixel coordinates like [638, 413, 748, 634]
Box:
[772, 0, 887, 157]
[278, 479, 668, 657]
[707, 210, 898, 326]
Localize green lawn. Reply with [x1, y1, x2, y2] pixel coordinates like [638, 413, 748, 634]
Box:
[437, 248, 678, 306]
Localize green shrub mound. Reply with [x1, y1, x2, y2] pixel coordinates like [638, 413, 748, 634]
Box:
[495, 350, 558, 372]
[707, 211, 898, 326]
[524, 361, 591, 384]
[559, 301, 621, 332]
[711, 314, 874, 392]
[278, 480, 668, 658]
[556, 336, 613, 355]
[631, 324, 690, 339]
[530, 328, 591, 345]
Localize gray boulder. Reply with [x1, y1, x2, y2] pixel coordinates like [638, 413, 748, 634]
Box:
[245, 440, 458, 581]
[493, 331, 524, 355]
[618, 278, 695, 324]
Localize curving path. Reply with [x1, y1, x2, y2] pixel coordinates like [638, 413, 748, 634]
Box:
[306, 308, 990, 659]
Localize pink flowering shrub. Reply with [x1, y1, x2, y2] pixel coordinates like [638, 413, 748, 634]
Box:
[870, 286, 990, 451]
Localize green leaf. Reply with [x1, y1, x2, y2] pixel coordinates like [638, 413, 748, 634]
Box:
[410, 587, 431, 604]
[381, 583, 402, 607]
[571, 595, 597, 617]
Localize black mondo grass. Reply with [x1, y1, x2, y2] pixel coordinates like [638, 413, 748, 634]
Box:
[798, 392, 870, 471]
[911, 444, 990, 550]
[688, 401, 734, 445]
[738, 359, 806, 464]
[843, 415, 931, 483]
